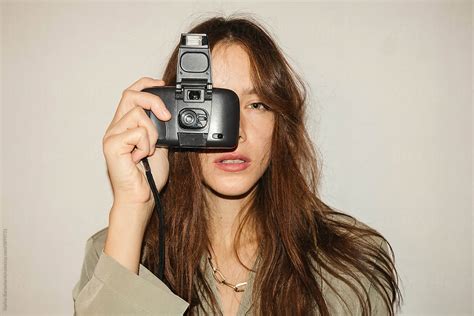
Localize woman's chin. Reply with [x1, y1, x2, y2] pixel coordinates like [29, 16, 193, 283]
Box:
[203, 181, 257, 199]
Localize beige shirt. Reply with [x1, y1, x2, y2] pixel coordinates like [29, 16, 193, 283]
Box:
[72, 225, 390, 315]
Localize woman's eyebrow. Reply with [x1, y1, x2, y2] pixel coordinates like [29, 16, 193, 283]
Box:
[243, 87, 257, 95]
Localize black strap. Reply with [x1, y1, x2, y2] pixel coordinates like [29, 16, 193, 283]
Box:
[141, 157, 165, 281]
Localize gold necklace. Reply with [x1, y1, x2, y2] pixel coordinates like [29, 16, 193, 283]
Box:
[207, 255, 248, 292]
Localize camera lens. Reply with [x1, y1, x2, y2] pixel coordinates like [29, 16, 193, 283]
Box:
[180, 110, 197, 127]
[188, 90, 201, 101]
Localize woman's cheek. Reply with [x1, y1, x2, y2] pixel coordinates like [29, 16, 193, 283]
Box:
[252, 112, 274, 135]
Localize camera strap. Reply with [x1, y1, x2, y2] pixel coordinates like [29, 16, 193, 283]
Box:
[141, 157, 166, 281]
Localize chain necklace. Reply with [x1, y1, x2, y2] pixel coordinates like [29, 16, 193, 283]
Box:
[207, 255, 248, 292]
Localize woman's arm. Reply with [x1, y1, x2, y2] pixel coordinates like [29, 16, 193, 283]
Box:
[72, 227, 189, 315]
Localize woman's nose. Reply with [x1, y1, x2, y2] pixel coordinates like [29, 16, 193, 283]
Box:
[238, 111, 247, 142]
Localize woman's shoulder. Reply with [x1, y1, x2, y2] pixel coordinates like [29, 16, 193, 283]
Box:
[324, 208, 372, 228]
[323, 209, 388, 249]
[318, 210, 394, 314]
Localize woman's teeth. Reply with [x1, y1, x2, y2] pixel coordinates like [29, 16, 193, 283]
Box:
[220, 159, 245, 164]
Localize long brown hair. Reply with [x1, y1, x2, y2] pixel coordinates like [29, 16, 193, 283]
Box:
[142, 15, 403, 315]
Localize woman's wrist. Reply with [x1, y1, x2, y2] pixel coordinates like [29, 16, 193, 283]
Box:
[104, 203, 152, 274]
[109, 201, 153, 232]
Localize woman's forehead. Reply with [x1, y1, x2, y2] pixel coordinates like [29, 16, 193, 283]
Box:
[211, 43, 254, 95]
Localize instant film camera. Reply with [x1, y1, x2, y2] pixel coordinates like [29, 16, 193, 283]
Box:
[143, 33, 240, 149]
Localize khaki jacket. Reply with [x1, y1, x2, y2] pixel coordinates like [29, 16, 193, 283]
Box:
[72, 225, 390, 315]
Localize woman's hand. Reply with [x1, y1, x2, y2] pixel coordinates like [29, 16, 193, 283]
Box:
[102, 77, 171, 220]
[102, 77, 171, 273]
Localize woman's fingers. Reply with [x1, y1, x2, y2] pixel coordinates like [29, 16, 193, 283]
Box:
[106, 106, 159, 156]
[105, 78, 172, 157]
[110, 89, 171, 127]
[104, 126, 151, 164]
[126, 77, 165, 92]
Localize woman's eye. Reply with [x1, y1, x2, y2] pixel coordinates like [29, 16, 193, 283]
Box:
[247, 102, 269, 111]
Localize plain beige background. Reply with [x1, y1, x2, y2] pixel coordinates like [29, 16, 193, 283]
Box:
[1, 1, 472, 315]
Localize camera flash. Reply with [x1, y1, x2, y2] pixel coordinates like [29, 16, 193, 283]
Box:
[185, 34, 203, 46]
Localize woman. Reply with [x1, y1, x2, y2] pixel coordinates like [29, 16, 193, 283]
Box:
[73, 15, 403, 315]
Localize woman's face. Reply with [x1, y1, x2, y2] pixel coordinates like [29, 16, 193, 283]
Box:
[199, 43, 275, 197]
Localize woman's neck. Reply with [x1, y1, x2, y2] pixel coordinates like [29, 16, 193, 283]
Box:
[204, 186, 258, 261]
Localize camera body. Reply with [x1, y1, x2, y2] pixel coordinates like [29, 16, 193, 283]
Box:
[143, 33, 240, 149]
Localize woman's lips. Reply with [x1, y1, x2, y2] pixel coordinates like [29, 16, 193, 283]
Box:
[214, 153, 251, 172]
